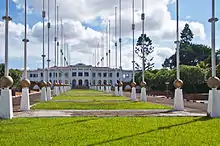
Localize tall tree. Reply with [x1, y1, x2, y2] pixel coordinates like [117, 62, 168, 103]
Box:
[135, 34, 154, 71]
[0, 63, 4, 77]
[162, 23, 211, 68]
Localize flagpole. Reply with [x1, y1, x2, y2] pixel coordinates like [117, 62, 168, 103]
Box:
[47, 0, 51, 82]
[141, 0, 145, 83]
[119, 0, 122, 79]
[132, 0, 135, 82]
[42, 0, 46, 82]
[115, 6, 118, 85]
[54, 0, 57, 67]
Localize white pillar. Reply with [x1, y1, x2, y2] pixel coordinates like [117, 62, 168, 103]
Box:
[47, 87, 52, 100]
[174, 88, 184, 111]
[131, 87, 136, 101]
[20, 87, 30, 111]
[114, 86, 119, 96]
[54, 86, 59, 96]
[140, 87, 147, 102]
[208, 89, 220, 117]
[0, 89, 13, 119]
[41, 87, 48, 101]
[119, 86, 123, 96]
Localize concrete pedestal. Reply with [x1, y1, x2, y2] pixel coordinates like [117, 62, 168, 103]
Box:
[119, 86, 123, 96]
[0, 89, 13, 119]
[20, 87, 30, 111]
[140, 87, 147, 102]
[207, 89, 220, 117]
[47, 87, 52, 100]
[101, 86, 104, 92]
[54, 86, 59, 96]
[131, 87, 136, 101]
[40, 87, 48, 101]
[174, 88, 184, 111]
[114, 86, 119, 96]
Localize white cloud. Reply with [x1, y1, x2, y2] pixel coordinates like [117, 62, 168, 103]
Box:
[1, 0, 207, 69]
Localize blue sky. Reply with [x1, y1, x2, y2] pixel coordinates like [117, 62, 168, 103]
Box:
[0, 0, 220, 69]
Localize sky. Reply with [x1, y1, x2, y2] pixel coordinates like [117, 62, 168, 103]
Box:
[0, 0, 219, 70]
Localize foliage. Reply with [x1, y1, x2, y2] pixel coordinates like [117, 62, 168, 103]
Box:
[135, 65, 208, 93]
[135, 34, 154, 71]
[162, 23, 211, 69]
[0, 63, 22, 89]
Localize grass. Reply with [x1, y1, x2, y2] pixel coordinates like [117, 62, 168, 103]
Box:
[33, 89, 171, 110]
[0, 117, 220, 145]
[52, 89, 127, 101]
[31, 101, 171, 110]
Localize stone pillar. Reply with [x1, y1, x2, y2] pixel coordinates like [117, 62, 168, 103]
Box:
[207, 77, 220, 117]
[0, 76, 13, 119]
[46, 81, 52, 100]
[130, 82, 136, 101]
[140, 81, 147, 102]
[20, 79, 31, 111]
[118, 81, 123, 96]
[173, 79, 184, 111]
[40, 81, 48, 101]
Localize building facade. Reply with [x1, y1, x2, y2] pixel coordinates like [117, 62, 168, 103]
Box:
[27, 63, 133, 88]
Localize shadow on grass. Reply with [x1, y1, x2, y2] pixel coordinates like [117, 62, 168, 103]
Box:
[87, 117, 211, 146]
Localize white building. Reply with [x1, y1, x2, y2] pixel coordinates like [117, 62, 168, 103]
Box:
[27, 63, 133, 88]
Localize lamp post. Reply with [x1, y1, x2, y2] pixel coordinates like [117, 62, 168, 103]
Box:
[207, 0, 220, 117]
[0, 0, 13, 119]
[165, 82, 169, 98]
[20, 0, 31, 111]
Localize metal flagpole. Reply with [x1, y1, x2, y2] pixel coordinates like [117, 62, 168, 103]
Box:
[108, 20, 111, 71]
[56, 6, 59, 83]
[115, 6, 118, 81]
[42, 0, 46, 82]
[119, 0, 122, 80]
[23, 0, 28, 80]
[141, 0, 145, 83]
[60, 20, 63, 67]
[132, 0, 135, 82]
[47, 0, 51, 82]
[3, 0, 12, 77]
[54, 0, 57, 67]
[176, 0, 180, 80]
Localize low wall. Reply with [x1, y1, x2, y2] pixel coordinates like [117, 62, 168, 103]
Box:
[12, 92, 41, 112]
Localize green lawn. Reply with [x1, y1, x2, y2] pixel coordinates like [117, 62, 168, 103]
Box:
[52, 89, 127, 101]
[0, 117, 219, 145]
[31, 101, 171, 110]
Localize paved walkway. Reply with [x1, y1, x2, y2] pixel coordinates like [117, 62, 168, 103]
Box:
[14, 109, 206, 118]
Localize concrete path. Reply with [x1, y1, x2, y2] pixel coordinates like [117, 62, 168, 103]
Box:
[14, 109, 206, 118]
[52, 100, 130, 102]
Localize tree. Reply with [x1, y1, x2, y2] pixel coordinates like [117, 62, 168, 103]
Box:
[162, 23, 211, 68]
[0, 63, 5, 77]
[135, 34, 154, 71]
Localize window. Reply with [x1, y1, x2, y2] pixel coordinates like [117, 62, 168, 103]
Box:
[103, 73, 107, 77]
[92, 73, 96, 77]
[41, 73, 43, 77]
[109, 73, 112, 77]
[33, 74, 35, 78]
[72, 72, 77, 77]
[65, 73, 69, 78]
[49, 73, 52, 77]
[78, 72, 83, 77]
[84, 72, 89, 77]
[30, 74, 32, 77]
[98, 73, 102, 77]
[117, 72, 119, 77]
[59, 73, 61, 77]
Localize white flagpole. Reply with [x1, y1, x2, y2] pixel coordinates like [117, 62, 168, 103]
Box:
[54, 0, 57, 67]
[132, 0, 135, 82]
[119, 0, 122, 79]
[42, 0, 46, 82]
[108, 20, 111, 70]
[47, 0, 51, 82]
[141, 0, 145, 83]
[115, 6, 118, 84]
